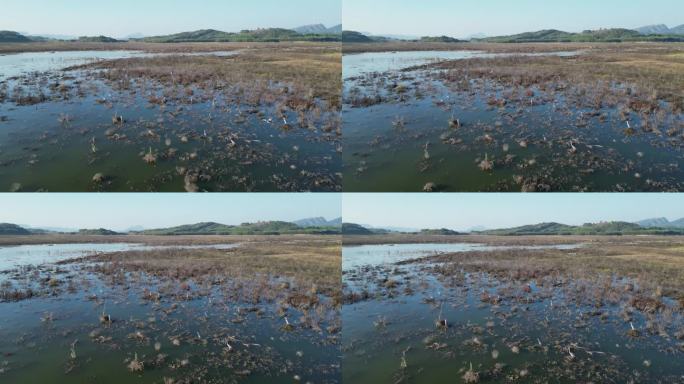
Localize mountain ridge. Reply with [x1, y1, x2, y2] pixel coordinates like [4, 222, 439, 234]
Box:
[481, 28, 684, 43]
[636, 24, 684, 35]
[293, 24, 342, 35]
[141, 28, 340, 43]
[293, 217, 342, 228]
[637, 217, 684, 228]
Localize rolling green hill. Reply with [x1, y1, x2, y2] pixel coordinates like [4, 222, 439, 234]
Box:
[142, 28, 339, 43]
[341, 31, 375, 43]
[77, 228, 121, 235]
[0, 223, 31, 235]
[419, 228, 461, 235]
[139, 221, 338, 235]
[76, 35, 119, 43]
[481, 221, 684, 236]
[419, 36, 461, 43]
[0, 31, 32, 43]
[341, 223, 374, 235]
[482, 28, 684, 43]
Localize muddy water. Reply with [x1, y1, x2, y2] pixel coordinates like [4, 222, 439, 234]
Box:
[342, 51, 684, 192]
[0, 51, 340, 192]
[0, 244, 340, 383]
[342, 244, 684, 383]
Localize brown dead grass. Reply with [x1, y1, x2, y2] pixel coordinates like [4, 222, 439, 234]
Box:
[419, 43, 684, 108]
[386, 235, 684, 297]
[52, 235, 341, 295]
[74, 44, 341, 108]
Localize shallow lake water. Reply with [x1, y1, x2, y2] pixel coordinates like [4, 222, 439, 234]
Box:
[0, 50, 340, 192]
[0, 243, 339, 383]
[0, 50, 241, 80]
[342, 242, 582, 271]
[0, 51, 151, 80]
[343, 50, 581, 78]
[342, 243, 684, 383]
[342, 50, 684, 192]
[0, 242, 240, 271]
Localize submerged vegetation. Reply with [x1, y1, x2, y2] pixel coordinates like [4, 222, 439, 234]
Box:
[343, 235, 684, 383]
[343, 42, 684, 191]
[0, 42, 341, 191]
[0, 235, 341, 383]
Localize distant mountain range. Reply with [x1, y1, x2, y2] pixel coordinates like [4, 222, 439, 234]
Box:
[293, 217, 342, 228]
[342, 31, 376, 43]
[0, 220, 341, 236]
[0, 31, 32, 43]
[78, 228, 121, 236]
[344, 25, 684, 44]
[0, 26, 341, 44]
[0, 223, 32, 235]
[341, 223, 375, 235]
[76, 35, 120, 43]
[480, 28, 684, 43]
[293, 24, 342, 35]
[342, 31, 460, 43]
[23, 33, 78, 41]
[0, 30, 121, 43]
[636, 217, 684, 229]
[635, 24, 684, 35]
[137, 221, 339, 235]
[342, 218, 684, 236]
[3, 218, 684, 237]
[122, 33, 147, 40]
[419, 36, 462, 43]
[478, 222, 645, 236]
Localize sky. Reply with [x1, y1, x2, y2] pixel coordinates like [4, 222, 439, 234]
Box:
[0, 194, 341, 231]
[343, 194, 684, 231]
[343, 0, 684, 38]
[0, 0, 341, 37]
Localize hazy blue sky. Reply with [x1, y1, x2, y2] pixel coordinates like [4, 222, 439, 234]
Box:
[343, 194, 684, 231]
[1, 0, 341, 37]
[343, 0, 684, 38]
[0, 194, 340, 231]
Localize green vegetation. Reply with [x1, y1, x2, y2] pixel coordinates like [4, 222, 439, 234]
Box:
[341, 223, 374, 235]
[342, 31, 375, 43]
[77, 228, 121, 235]
[481, 222, 684, 236]
[0, 31, 31, 43]
[419, 228, 461, 235]
[139, 221, 339, 235]
[0, 223, 31, 235]
[419, 36, 461, 43]
[141, 28, 339, 43]
[76, 36, 119, 43]
[482, 28, 684, 43]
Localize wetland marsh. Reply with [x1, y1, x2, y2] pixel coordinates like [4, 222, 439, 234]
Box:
[343, 43, 684, 192]
[0, 42, 341, 192]
[342, 235, 684, 383]
[0, 235, 342, 383]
